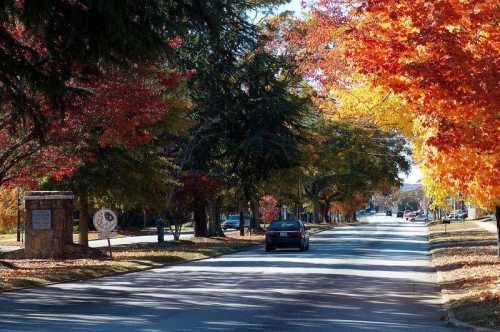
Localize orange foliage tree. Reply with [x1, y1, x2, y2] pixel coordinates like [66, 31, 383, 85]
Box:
[287, 0, 500, 254]
[287, 0, 499, 209]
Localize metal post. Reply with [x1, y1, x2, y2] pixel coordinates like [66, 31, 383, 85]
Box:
[107, 238, 113, 259]
[16, 188, 21, 242]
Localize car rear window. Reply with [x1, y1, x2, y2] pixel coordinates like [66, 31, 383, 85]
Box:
[269, 221, 300, 231]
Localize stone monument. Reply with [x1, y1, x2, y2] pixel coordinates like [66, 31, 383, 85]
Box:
[24, 191, 74, 259]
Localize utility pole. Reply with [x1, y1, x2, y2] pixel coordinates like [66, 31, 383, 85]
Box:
[297, 176, 302, 221]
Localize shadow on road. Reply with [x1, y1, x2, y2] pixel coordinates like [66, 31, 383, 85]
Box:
[0, 219, 465, 332]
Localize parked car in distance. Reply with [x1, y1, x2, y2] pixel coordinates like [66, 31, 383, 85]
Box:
[445, 212, 456, 220]
[445, 210, 468, 221]
[386, 210, 392, 216]
[404, 211, 417, 221]
[222, 214, 251, 230]
[265, 220, 309, 252]
[397, 211, 404, 218]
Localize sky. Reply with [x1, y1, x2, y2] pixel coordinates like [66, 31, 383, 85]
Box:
[404, 165, 422, 184]
[278, 0, 303, 13]
[275, 1, 422, 184]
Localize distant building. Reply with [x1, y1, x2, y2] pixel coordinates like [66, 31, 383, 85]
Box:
[466, 205, 487, 220]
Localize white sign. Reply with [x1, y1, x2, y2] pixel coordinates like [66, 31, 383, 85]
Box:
[93, 208, 117, 236]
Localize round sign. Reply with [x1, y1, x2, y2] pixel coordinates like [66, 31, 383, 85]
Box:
[93, 208, 117, 234]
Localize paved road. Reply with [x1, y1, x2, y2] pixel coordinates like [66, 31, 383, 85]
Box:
[0, 214, 467, 332]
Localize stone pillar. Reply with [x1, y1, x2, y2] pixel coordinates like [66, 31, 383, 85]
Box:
[24, 191, 74, 259]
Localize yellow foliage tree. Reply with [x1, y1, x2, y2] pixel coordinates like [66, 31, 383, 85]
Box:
[318, 79, 416, 139]
[0, 189, 17, 232]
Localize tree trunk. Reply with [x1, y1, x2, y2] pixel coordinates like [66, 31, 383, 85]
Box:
[313, 199, 321, 223]
[239, 210, 245, 236]
[250, 199, 260, 233]
[168, 209, 184, 241]
[79, 191, 90, 247]
[193, 202, 208, 237]
[496, 206, 500, 258]
[208, 202, 224, 237]
[321, 203, 330, 223]
[143, 208, 148, 229]
[173, 223, 182, 241]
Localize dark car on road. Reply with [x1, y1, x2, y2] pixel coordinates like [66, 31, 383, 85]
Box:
[396, 211, 404, 218]
[386, 210, 392, 216]
[265, 220, 309, 252]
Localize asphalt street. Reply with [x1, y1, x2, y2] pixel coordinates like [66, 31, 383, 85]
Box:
[0, 214, 468, 332]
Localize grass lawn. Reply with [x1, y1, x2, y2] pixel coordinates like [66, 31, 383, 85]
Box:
[0, 233, 19, 246]
[0, 233, 264, 292]
[428, 221, 500, 329]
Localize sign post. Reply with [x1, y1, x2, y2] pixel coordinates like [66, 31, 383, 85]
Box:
[16, 188, 21, 242]
[93, 208, 118, 259]
[443, 219, 450, 233]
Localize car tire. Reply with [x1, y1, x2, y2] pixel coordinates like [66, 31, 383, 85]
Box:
[265, 245, 274, 252]
[299, 241, 305, 252]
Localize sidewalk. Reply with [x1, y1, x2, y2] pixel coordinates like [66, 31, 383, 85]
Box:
[473, 219, 497, 234]
[0, 245, 20, 254]
[0, 231, 196, 253]
[89, 231, 194, 248]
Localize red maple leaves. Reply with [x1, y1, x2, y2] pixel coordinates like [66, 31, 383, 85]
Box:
[1, 67, 183, 187]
